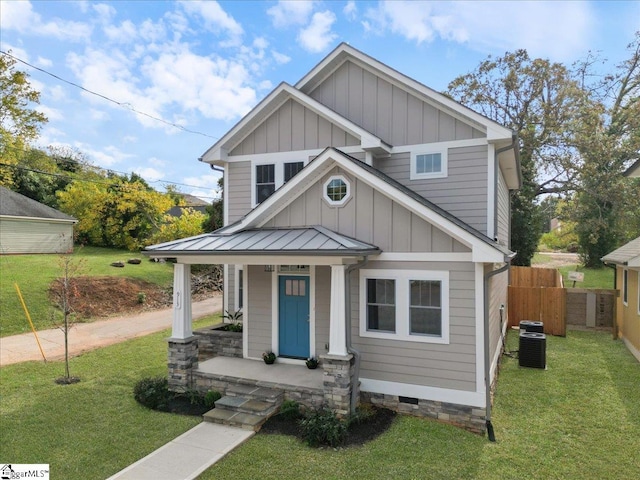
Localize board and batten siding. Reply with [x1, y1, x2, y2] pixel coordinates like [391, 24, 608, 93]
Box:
[229, 99, 359, 156]
[0, 218, 74, 254]
[246, 265, 273, 358]
[351, 260, 477, 392]
[227, 161, 251, 223]
[496, 168, 510, 247]
[264, 166, 470, 253]
[375, 145, 489, 234]
[308, 60, 484, 146]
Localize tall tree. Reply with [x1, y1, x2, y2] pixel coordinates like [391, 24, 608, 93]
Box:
[447, 50, 587, 265]
[0, 52, 48, 186]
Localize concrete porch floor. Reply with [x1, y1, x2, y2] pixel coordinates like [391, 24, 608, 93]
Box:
[197, 356, 324, 390]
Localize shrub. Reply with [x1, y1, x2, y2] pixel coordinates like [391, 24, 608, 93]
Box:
[204, 390, 222, 409]
[347, 403, 376, 427]
[133, 376, 172, 410]
[299, 406, 347, 447]
[279, 399, 302, 420]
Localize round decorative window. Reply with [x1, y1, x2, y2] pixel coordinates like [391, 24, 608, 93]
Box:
[323, 175, 350, 206]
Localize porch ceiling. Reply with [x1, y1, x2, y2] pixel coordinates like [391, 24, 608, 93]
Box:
[144, 225, 381, 259]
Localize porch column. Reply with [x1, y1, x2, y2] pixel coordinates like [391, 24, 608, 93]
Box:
[171, 263, 192, 340]
[328, 264, 347, 356]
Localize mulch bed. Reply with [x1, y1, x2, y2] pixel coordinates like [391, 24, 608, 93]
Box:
[260, 407, 397, 447]
[158, 395, 211, 416]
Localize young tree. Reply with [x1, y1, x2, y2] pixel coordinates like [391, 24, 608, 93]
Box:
[0, 52, 48, 186]
[49, 250, 85, 384]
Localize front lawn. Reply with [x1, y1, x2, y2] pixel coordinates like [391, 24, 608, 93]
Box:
[2, 327, 637, 480]
[0, 247, 174, 336]
[558, 265, 614, 289]
[202, 330, 639, 480]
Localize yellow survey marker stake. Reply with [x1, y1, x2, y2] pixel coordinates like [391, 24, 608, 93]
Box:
[14, 283, 47, 363]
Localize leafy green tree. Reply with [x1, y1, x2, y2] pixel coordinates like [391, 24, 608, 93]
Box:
[0, 52, 48, 186]
[447, 50, 586, 265]
[204, 176, 224, 232]
[149, 208, 206, 245]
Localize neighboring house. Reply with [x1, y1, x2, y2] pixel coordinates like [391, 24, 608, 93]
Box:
[602, 237, 640, 362]
[167, 193, 209, 218]
[145, 44, 521, 434]
[0, 186, 77, 254]
[624, 158, 640, 177]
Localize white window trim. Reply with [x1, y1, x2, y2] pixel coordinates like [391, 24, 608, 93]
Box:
[623, 268, 628, 306]
[359, 269, 450, 345]
[234, 265, 244, 311]
[323, 174, 351, 206]
[251, 159, 307, 207]
[410, 146, 448, 180]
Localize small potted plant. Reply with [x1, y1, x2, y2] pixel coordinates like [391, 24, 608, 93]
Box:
[262, 351, 276, 364]
[305, 357, 318, 369]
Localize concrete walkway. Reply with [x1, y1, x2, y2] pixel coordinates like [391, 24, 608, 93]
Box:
[106, 423, 254, 480]
[0, 295, 221, 366]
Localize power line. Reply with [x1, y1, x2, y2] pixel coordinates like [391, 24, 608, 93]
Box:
[0, 50, 220, 141]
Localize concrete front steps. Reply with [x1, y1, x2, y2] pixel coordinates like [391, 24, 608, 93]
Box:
[203, 384, 284, 431]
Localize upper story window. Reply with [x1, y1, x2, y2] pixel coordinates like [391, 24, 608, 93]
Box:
[284, 162, 304, 182]
[323, 175, 351, 206]
[410, 147, 447, 180]
[256, 164, 275, 204]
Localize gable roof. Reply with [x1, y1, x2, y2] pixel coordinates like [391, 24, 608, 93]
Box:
[219, 147, 512, 263]
[296, 43, 515, 144]
[145, 225, 380, 257]
[602, 236, 640, 267]
[199, 83, 390, 164]
[624, 159, 640, 178]
[0, 187, 76, 223]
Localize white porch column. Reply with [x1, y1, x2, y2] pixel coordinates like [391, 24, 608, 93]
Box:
[171, 263, 192, 340]
[328, 264, 348, 356]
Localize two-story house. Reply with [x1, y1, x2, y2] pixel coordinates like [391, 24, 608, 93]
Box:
[145, 43, 520, 435]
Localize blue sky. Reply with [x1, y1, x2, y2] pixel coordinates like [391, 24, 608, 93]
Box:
[1, 0, 637, 201]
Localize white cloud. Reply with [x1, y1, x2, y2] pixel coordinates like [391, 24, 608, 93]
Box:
[36, 105, 63, 121]
[366, 0, 595, 61]
[75, 143, 134, 168]
[298, 11, 337, 53]
[36, 56, 52, 67]
[272, 50, 291, 64]
[92, 3, 116, 22]
[133, 166, 164, 182]
[343, 1, 357, 21]
[258, 80, 273, 91]
[90, 109, 109, 120]
[0, 0, 92, 41]
[253, 37, 268, 50]
[148, 156, 166, 166]
[182, 174, 219, 189]
[104, 20, 139, 44]
[49, 85, 67, 102]
[180, 0, 243, 44]
[267, 0, 315, 28]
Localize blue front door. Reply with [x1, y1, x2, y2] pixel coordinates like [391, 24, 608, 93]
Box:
[278, 275, 310, 358]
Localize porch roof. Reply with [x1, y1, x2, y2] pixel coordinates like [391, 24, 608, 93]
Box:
[144, 225, 380, 257]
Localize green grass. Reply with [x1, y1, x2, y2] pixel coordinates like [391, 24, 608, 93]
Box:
[0, 317, 218, 480]
[532, 253, 614, 289]
[0, 246, 174, 336]
[201, 330, 640, 480]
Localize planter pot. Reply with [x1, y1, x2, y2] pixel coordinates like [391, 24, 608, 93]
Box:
[264, 357, 275, 365]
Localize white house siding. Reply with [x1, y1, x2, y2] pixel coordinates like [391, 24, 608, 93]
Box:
[263, 166, 471, 254]
[0, 218, 74, 254]
[229, 99, 359, 156]
[351, 260, 477, 392]
[375, 145, 489, 234]
[246, 265, 273, 358]
[496, 168, 510, 247]
[307, 60, 484, 146]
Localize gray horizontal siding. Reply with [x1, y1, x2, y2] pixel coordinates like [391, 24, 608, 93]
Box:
[309, 60, 484, 146]
[350, 261, 477, 392]
[227, 161, 251, 223]
[376, 145, 489, 234]
[230, 99, 359, 155]
[496, 168, 510, 247]
[488, 266, 508, 370]
[315, 266, 330, 356]
[247, 265, 272, 358]
[264, 166, 470, 253]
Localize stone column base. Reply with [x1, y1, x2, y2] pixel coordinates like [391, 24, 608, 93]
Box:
[320, 353, 356, 417]
[167, 336, 198, 392]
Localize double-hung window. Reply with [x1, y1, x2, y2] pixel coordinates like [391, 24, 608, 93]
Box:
[360, 269, 449, 344]
[255, 164, 275, 204]
[284, 162, 304, 182]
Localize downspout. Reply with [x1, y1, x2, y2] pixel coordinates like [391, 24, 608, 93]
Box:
[483, 259, 511, 442]
[345, 256, 370, 414]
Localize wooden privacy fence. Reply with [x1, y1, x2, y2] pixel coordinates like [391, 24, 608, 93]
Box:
[508, 266, 567, 336]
